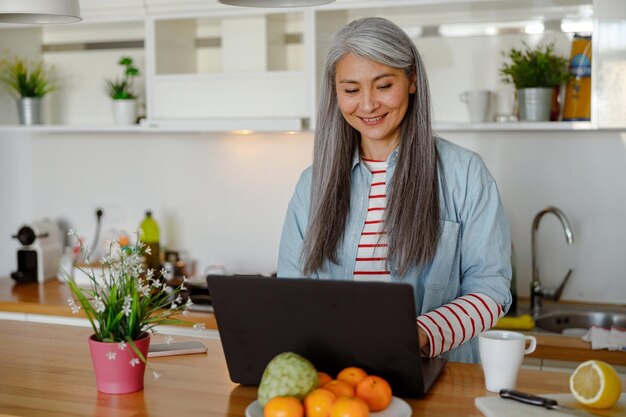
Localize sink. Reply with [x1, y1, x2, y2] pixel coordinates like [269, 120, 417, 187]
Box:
[535, 310, 626, 334]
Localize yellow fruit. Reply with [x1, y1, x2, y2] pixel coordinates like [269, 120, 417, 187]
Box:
[264, 396, 304, 417]
[337, 367, 368, 387]
[329, 396, 369, 417]
[569, 360, 622, 409]
[304, 388, 336, 417]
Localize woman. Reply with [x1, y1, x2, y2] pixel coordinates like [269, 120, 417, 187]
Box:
[277, 17, 511, 363]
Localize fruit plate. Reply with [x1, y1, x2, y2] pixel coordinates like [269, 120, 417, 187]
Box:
[245, 396, 412, 417]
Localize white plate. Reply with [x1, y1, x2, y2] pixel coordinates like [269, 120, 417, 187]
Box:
[245, 396, 412, 417]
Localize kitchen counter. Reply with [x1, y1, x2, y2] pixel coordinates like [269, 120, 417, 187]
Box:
[0, 276, 216, 329]
[0, 318, 610, 417]
[0, 277, 624, 366]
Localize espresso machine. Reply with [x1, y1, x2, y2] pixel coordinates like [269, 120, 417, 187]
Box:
[11, 218, 63, 284]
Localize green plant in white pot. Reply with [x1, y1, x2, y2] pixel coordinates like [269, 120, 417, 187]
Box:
[0, 53, 56, 125]
[500, 42, 570, 122]
[106, 56, 140, 125]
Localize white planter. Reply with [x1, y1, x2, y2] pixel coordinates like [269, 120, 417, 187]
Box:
[112, 99, 137, 125]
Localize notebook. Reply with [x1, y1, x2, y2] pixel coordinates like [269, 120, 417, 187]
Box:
[206, 275, 446, 398]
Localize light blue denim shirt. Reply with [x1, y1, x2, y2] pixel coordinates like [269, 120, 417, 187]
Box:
[277, 137, 512, 363]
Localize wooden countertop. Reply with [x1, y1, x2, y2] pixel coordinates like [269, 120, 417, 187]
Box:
[0, 319, 597, 417]
[1, 277, 624, 366]
[0, 276, 217, 329]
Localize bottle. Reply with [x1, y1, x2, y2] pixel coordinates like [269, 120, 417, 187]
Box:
[562, 34, 592, 121]
[139, 210, 161, 272]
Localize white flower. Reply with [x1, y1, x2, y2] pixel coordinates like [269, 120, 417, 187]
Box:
[129, 358, 140, 367]
[182, 309, 190, 316]
[122, 296, 132, 316]
[193, 323, 205, 330]
[140, 285, 151, 297]
[122, 303, 132, 316]
[170, 302, 178, 309]
[145, 246, 152, 255]
[94, 295, 105, 313]
[106, 351, 117, 360]
[152, 371, 160, 380]
[160, 268, 168, 278]
[67, 229, 74, 236]
[67, 298, 81, 314]
[118, 341, 127, 350]
[180, 284, 187, 291]
[185, 298, 194, 307]
[174, 295, 183, 305]
[152, 280, 161, 288]
[164, 335, 174, 344]
[182, 276, 188, 283]
[146, 269, 154, 279]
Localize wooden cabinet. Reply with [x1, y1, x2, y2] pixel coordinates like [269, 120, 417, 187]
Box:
[0, 0, 624, 131]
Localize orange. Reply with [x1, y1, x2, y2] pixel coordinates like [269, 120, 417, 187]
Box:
[264, 396, 304, 417]
[355, 376, 392, 412]
[304, 388, 336, 417]
[336, 367, 368, 387]
[322, 380, 354, 398]
[318, 372, 333, 386]
[329, 396, 369, 417]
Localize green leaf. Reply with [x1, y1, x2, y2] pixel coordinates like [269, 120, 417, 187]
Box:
[499, 41, 571, 89]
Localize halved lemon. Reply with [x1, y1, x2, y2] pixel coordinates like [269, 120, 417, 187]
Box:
[569, 360, 622, 409]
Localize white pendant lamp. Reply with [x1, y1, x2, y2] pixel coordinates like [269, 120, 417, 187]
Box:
[0, 0, 81, 24]
[219, 0, 334, 7]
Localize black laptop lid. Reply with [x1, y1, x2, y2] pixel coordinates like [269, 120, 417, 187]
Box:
[206, 275, 434, 398]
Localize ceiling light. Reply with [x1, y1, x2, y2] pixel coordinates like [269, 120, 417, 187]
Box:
[219, 0, 334, 7]
[524, 22, 545, 34]
[561, 18, 593, 34]
[0, 0, 81, 24]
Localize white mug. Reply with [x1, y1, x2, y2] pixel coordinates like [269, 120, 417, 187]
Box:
[478, 330, 537, 393]
[460, 90, 492, 123]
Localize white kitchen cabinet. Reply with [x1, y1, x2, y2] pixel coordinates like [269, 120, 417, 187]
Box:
[0, 0, 624, 131]
[146, 11, 311, 125]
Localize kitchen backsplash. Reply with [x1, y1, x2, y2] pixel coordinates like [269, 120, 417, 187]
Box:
[1, 129, 625, 304]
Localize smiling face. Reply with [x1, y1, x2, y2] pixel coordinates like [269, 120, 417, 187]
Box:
[335, 53, 416, 159]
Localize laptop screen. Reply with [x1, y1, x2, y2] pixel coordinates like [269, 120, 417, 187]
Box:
[207, 275, 444, 398]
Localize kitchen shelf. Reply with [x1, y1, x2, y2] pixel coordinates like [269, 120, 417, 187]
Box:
[0, 120, 607, 135]
[0, 117, 305, 134]
[434, 121, 596, 131]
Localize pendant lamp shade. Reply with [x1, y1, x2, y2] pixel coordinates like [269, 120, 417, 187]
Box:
[0, 0, 81, 24]
[219, 0, 334, 7]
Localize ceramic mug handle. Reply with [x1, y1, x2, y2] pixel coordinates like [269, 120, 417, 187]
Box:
[524, 335, 537, 354]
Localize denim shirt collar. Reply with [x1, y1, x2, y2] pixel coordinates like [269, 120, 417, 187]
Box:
[351, 146, 400, 170]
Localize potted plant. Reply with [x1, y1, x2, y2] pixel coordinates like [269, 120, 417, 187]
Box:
[106, 56, 140, 125]
[500, 42, 570, 122]
[0, 53, 56, 125]
[63, 231, 197, 394]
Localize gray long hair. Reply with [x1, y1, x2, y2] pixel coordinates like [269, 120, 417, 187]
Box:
[302, 17, 441, 277]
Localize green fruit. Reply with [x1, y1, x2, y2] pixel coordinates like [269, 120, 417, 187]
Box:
[257, 352, 319, 406]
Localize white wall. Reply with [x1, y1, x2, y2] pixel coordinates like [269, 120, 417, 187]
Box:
[1, 129, 626, 305]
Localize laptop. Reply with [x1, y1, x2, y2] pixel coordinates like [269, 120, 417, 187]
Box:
[206, 275, 446, 398]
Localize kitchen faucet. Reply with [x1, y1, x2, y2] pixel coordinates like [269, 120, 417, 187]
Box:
[530, 206, 574, 319]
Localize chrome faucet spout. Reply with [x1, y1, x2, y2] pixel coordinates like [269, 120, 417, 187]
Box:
[530, 206, 575, 319]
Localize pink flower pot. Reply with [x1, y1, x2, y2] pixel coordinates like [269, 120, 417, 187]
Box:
[88, 333, 151, 394]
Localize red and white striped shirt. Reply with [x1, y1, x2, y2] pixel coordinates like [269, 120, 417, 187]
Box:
[417, 293, 504, 357]
[354, 157, 504, 356]
[354, 157, 390, 282]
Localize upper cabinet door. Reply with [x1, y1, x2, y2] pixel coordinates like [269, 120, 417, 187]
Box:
[148, 12, 311, 122]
